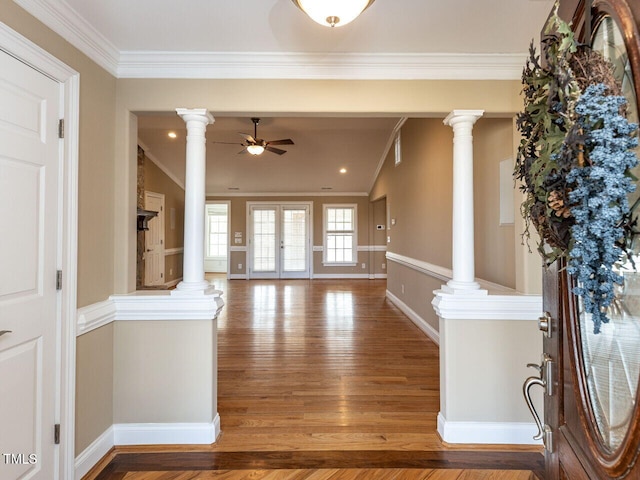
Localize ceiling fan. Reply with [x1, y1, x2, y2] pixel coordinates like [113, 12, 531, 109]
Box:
[214, 117, 294, 156]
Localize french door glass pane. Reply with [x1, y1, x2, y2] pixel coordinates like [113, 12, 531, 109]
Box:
[253, 209, 276, 272]
[283, 209, 306, 272]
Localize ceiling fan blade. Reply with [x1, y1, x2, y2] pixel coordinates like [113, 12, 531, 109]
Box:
[237, 148, 249, 154]
[265, 146, 287, 155]
[239, 133, 256, 144]
[266, 139, 294, 146]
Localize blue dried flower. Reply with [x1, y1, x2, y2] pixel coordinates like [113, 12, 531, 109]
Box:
[567, 84, 638, 334]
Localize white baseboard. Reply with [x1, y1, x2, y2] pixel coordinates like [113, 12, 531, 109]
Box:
[312, 273, 371, 279]
[437, 412, 542, 445]
[113, 415, 221, 445]
[75, 426, 114, 480]
[386, 289, 439, 345]
[75, 417, 221, 478]
[228, 274, 248, 280]
[164, 277, 182, 288]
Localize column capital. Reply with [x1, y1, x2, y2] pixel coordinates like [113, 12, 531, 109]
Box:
[176, 108, 215, 125]
[443, 110, 484, 127]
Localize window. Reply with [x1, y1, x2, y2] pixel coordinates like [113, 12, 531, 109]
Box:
[323, 204, 357, 265]
[205, 203, 228, 257]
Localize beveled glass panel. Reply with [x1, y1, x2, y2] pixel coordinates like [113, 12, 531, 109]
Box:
[579, 16, 640, 451]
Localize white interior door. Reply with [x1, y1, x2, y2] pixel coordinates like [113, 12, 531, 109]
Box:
[144, 191, 165, 286]
[0, 50, 61, 479]
[249, 204, 310, 279]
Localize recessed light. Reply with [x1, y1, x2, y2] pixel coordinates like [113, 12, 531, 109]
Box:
[339, 168, 347, 174]
[168, 131, 177, 139]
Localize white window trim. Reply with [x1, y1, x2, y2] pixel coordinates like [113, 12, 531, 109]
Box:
[323, 203, 358, 266]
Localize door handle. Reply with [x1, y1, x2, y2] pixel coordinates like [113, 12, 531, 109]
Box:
[523, 353, 555, 446]
[523, 372, 545, 440]
[0, 330, 12, 337]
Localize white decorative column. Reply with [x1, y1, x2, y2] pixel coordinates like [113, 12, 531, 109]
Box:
[441, 109, 485, 294]
[175, 108, 214, 293]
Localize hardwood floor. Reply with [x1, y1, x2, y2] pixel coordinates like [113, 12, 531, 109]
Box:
[89, 278, 543, 480]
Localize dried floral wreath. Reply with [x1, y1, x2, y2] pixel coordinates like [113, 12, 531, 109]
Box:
[514, 4, 639, 333]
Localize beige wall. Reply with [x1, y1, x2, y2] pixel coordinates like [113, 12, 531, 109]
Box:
[473, 119, 516, 289]
[370, 117, 518, 334]
[113, 320, 216, 423]
[144, 156, 185, 283]
[207, 195, 381, 277]
[75, 324, 114, 455]
[372, 119, 454, 266]
[440, 318, 542, 423]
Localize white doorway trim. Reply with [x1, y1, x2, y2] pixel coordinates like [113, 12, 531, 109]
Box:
[0, 21, 80, 480]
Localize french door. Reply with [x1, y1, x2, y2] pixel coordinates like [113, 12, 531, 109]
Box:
[248, 203, 311, 279]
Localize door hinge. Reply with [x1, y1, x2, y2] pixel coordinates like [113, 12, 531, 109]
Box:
[54, 424, 60, 444]
[56, 270, 63, 290]
[58, 119, 64, 139]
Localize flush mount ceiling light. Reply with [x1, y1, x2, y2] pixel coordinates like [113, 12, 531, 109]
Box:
[291, 0, 375, 27]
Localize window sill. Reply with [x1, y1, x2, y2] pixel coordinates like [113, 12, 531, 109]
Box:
[322, 262, 357, 267]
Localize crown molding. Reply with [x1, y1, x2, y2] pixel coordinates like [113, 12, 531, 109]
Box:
[11, 1, 526, 81]
[207, 191, 369, 197]
[117, 51, 526, 80]
[14, 0, 120, 75]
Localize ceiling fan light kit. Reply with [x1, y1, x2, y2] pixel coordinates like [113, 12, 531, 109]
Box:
[246, 144, 265, 156]
[291, 0, 375, 28]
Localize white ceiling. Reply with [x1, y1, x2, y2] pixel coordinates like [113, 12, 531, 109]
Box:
[17, 0, 555, 195]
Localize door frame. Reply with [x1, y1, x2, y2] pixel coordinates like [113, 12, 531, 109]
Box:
[247, 201, 313, 279]
[0, 22, 80, 479]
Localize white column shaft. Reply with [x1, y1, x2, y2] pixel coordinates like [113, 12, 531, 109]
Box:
[176, 108, 214, 292]
[443, 110, 484, 293]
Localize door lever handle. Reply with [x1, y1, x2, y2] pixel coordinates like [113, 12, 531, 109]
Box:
[523, 372, 545, 440]
[0, 330, 12, 337]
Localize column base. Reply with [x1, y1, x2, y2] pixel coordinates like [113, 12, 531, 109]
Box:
[440, 280, 487, 295]
[173, 281, 218, 296]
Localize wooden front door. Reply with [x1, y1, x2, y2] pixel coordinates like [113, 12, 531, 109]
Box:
[539, 1, 640, 478]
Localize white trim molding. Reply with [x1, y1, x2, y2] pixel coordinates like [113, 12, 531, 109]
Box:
[117, 51, 526, 80]
[386, 251, 452, 282]
[164, 247, 184, 256]
[77, 300, 117, 336]
[312, 273, 370, 279]
[113, 415, 221, 445]
[14, 0, 120, 76]
[74, 426, 114, 480]
[386, 290, 439, 345]
[437, 413, 542, 445]
[209, 191, 369, 197]
[229, 246, 247, 252]
[357, 245, 387, 252]
[432, 291, 543, 321]
[111, 289, 224, 321]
